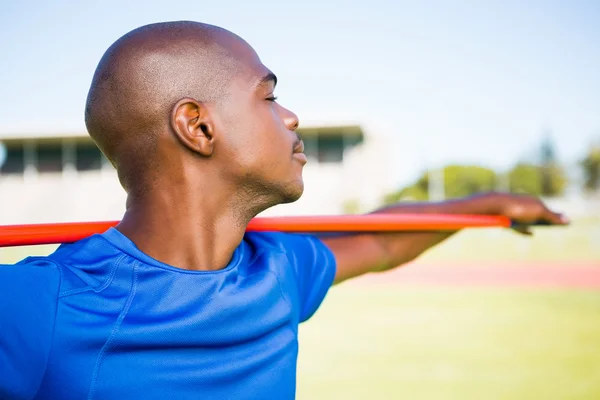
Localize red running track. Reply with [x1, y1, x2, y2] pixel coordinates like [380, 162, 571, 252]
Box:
[352, 262, 600, 289]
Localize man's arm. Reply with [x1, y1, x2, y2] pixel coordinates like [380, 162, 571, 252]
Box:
[0, 260, 60, 400]
[322, 192, 568, 284]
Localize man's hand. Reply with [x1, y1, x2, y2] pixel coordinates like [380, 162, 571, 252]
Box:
[493, 193, 569, 235]
[323, 192, 569, 284]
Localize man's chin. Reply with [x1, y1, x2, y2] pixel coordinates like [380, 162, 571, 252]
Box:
[279, 180, 304, 204]
[240, 177, 305, 218]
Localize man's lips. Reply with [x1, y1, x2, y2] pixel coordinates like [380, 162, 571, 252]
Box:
[293, 140, 305, 154]
[292, 140, 307, 164]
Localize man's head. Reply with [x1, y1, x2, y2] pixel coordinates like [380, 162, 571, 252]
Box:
[85, 21, 305, 213]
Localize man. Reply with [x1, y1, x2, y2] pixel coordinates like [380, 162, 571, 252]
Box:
[0, 21, 567, 400]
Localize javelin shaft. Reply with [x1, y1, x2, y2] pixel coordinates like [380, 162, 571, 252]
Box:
[0, 214, 513, 248]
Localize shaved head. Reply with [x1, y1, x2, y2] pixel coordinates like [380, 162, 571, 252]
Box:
[85, 20, 303, 216]
[85, 21, 248, 191]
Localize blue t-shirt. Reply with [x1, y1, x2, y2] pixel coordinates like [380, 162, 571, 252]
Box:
[0, 228, 336, 400]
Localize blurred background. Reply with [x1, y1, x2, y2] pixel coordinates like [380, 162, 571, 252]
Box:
[1, 1, 599, 399]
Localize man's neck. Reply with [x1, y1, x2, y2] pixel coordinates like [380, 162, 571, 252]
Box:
[116, 185, 258, 271]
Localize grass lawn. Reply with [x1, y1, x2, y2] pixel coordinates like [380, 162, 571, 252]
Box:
[297, 285, 600, 400]
[417, 218, 600, 263]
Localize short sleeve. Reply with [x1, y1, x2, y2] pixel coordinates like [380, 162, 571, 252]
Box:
[279, 234, 337, 322]
[0, 258, 61, 400]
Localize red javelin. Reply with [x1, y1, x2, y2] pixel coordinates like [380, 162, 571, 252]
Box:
[0, 214, 514, 248]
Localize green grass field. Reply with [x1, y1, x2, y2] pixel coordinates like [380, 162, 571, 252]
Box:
[417, 218, 600, 263]
[297, 286, 600, 400]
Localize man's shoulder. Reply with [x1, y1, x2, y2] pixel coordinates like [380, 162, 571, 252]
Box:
[244, 231, 322, 250]
[0, 256, 62, 330]
[1, 233, 127, 297]
[0, 256, 62, 288]
[0, 257, 62, 324]
[0, 257, 64, 400]
[242, 231, 334, 270]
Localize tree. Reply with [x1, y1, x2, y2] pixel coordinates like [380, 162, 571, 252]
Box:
[383, 172, 429, 203]
[581, 144, 600, 192]
[536, 134, 567, 197]
[508, 162, 567, 197]
[444, 165, 497, 198]
[508, 163, 542, 195]
[539, 134, 558, 196]
[342, 199, 362, 214]
[506, 134, 567, 197]
[383, 165, 497, 204]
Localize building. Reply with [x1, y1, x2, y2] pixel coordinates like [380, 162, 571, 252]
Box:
[0, 125, 394, 224]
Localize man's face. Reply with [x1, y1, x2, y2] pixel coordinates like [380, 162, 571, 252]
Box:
[212, 44, 306, 206]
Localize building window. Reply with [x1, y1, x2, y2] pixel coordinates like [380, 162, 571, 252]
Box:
[76, 142, 103, 171]
[37, 144, 63, 173]
[0, 143, 25, 174]
[317, 136, 344, 163]
[0, 143, 5, 167]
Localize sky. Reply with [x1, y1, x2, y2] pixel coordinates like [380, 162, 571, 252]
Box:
[1, 0, 598, 186]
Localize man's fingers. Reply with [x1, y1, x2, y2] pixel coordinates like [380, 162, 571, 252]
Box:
[557, 212, 570, 225]
[512, 225, 533, 235]
[544, 208, 569, 225]
[506, 198, 569, 231]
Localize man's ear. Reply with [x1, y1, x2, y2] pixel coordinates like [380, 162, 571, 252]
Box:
[170, 97, 215, 157]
